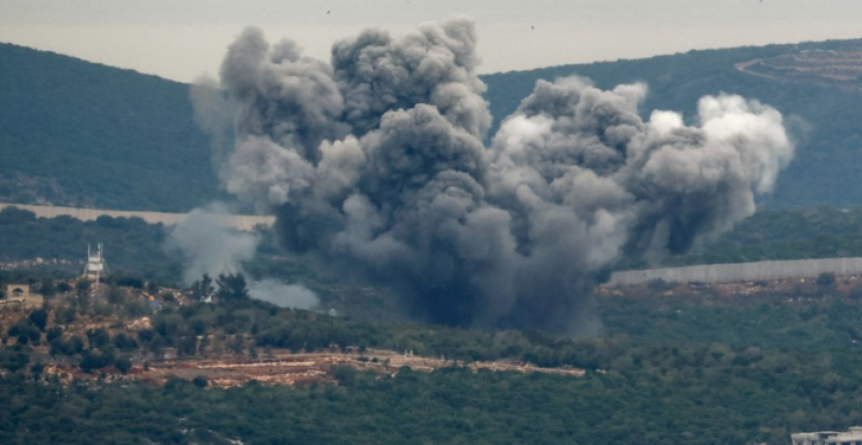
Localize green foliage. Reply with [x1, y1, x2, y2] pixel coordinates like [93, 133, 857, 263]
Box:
[28, 308, 48, 331]
[817, 272, 837, 287]
[0, 207, 182, 284]
[619, 206, 862, 269]
[0, 347, 29, 373]
[189, 274, 214, 301]
[86, 328, 111, 350]
[3, 280, 862, 443]
[0, 352, 861, 445]
[215, 272, 249, 302]
[599, 293, 862, 351]
[50, 335, 84, 356]
[7, 318, 40, 344]
[192, 376, 208, 388]
[79, 349, 116, 373]
[0, 42, 224, 211]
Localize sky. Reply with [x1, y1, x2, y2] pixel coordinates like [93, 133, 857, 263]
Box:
[2, 0, 862, 83]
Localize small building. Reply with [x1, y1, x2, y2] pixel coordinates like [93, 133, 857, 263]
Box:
[793, 427, 862, 445]
[0, 284, 42, 308]
[4, 284, 30, 302]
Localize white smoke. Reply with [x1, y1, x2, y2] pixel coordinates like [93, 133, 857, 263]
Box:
[165, 203, 258, 286]
[165, 203, 319, 309]
[192, 19, 794, 333]
[248, 279, 319, 310]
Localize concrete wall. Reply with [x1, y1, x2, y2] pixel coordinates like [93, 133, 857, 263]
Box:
[608, 257, 862, 286]
[0, 203, 274, 232]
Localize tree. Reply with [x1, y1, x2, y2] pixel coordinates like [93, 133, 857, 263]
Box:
[192, 375, 208, 388]
[816, 272, 836, 288]
[87, 328, 111, 350]
[8, 319, 40, 344]
[114, 356, 132, 374]
[28, 308, 48, 331]
[190, 274, 215, 301]
[39, 278, 56, 297]
[216, 272, 249, 302]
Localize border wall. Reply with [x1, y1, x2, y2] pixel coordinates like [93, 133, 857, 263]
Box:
[608, 257, 862, 286]
[0, 203, 275, 232]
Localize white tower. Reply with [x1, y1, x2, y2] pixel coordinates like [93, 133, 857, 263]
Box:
[82, 243, 108, 282]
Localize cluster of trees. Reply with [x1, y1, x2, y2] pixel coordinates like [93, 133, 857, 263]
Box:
[188, 272, 249, 303]
[0, 270, 861, 442]
[1, 330, 861, 444]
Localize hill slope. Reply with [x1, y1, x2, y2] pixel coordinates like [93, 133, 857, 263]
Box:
[3, 39, 862, 210]
[0, 43, 222, 211]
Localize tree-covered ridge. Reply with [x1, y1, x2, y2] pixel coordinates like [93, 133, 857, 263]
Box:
[3, 284, 862, 444]
[0, 42, 223, 211]
[4, 38, 862, 210]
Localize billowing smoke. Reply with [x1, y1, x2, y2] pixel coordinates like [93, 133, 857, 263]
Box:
[196, 18, 794, 333]
[165, 204, 319, 309]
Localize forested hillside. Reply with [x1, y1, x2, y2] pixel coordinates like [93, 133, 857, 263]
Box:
[2, 276, 862, 444]
[0, 43, 222, 211]
[3, 38, 862, 210]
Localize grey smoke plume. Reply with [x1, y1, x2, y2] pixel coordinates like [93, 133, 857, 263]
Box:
[197, 19, 794, 333]
[165, 204, 319, 309]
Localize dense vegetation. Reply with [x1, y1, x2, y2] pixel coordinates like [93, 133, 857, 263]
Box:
[4, 39, 862, 210]
[0, 43, 223, 211]
[2, 283, 862, 444]
[0, 206, 181, 283]
[2, 353, 860, 445]
[628, 206, 862, 269]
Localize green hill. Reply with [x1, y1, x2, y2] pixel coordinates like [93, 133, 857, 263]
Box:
[0, 42, 222, 211]
[3, 38, 862, 210]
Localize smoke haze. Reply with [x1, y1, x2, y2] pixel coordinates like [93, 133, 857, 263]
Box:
[194, 18, 794, 333]
[165, 204, 257, 286]
[165, 204, 319, 309]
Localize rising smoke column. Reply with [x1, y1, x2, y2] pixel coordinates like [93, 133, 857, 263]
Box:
[202, 19, 794, 333]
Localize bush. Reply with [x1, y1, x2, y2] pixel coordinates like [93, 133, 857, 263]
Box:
[192, 376, 208, 388]
[8, 319, 41, 344]
[816, 272, 836, 287]
[28, 308, 48, 331]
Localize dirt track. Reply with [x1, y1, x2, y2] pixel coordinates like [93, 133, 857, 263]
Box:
[44, 349, 586, 388]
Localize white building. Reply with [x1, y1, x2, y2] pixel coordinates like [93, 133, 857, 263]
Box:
[793, 427, 862, 445]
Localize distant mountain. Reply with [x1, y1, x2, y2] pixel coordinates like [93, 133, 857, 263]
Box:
[2, 39, 862, 211]
[0, 43, 222, 212]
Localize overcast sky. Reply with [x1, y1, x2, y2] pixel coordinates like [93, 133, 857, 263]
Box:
[2, 0, 862, 83]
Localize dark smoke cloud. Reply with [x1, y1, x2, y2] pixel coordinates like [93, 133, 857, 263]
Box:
[195, 19, 794, 334]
